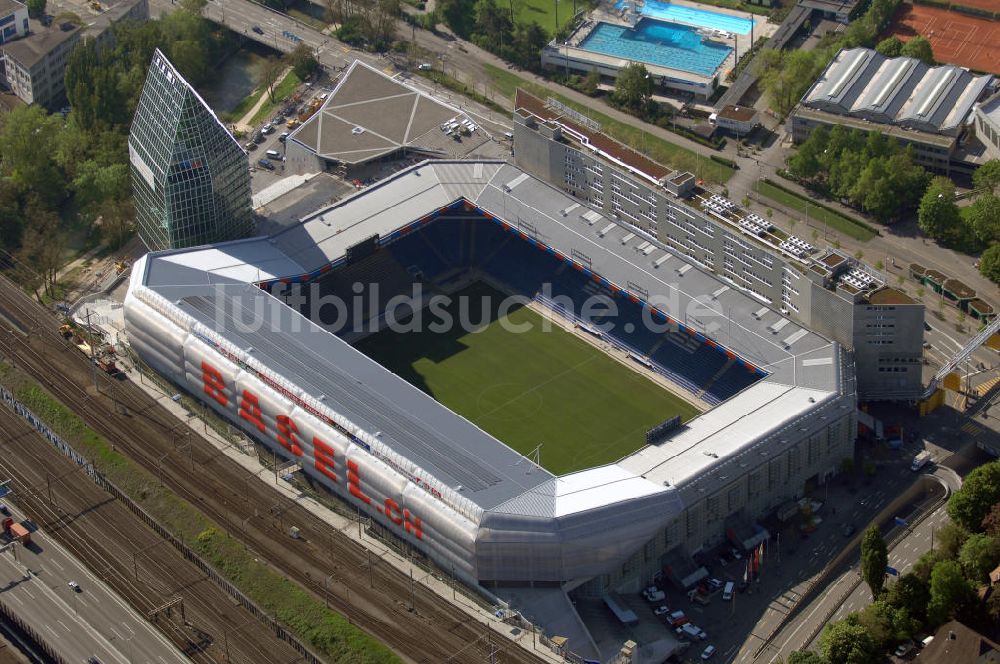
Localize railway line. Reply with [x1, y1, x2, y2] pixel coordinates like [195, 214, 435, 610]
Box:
[0, 403, 308, 664]
[0, 282, 549, 664]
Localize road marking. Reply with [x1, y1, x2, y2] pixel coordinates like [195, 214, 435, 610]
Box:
[21, 587, 34, 600]
[7, 594, 21, 606]
[48, 559, 64, 572]
[44, 624, 59, 639]
[57, 619, 70, 632]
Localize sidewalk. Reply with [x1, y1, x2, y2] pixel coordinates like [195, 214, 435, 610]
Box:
[122, 359, 566, 664]
[235, 66, 292, 133]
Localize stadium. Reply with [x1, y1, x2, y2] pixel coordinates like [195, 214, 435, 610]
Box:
[123, 159, 856, 640]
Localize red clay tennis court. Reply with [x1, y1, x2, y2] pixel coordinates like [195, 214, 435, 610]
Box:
[887, 2, 1000, 74]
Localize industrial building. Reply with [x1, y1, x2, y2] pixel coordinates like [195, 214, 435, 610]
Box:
[128, 49, 253, 250]
[514, 90, 924, 401]
[789, 47, 995, 175]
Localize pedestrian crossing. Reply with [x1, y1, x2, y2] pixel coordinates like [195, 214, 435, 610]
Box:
[961, 421, 984, 437]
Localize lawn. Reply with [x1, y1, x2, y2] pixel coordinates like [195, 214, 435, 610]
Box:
[356, 283, 700, 475]
[250, 69, 302, 126]
[481, 64, 734, 184]
[752, 180, 877, 242]
[513, 0, 576, 35]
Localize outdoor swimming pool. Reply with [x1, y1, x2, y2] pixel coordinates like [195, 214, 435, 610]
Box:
[614, 0, 754, 35]
[579, 19, 731, 76]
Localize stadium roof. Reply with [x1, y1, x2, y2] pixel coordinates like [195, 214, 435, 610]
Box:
[288, 60, 481, 166]
[801, 47, 994, 136]
[134, 160, 844, 515]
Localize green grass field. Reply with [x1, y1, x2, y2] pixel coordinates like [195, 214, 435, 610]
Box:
[355, 283, 700, 475]
[752, 180, 876, 242]
[512, 0, 576, 35]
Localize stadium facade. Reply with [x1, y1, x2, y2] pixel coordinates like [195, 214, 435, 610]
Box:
[128, 49, 254, 251]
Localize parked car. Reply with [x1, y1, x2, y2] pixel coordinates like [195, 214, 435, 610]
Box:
[252, 24, 264, 34]
[706, 577, 723, 591]
[244, 142, 257, 151]
[722, 581, 735, 601]
[279, 131, 289, 142]
[701, 645, 716, 660]
[0, 504, 9, 516]
[842, 524, 857, 537]
[68, 581, 81, 592]
[641, 585, 660, 601]
[894, 642, 914, 657]
[257, 158, 275, 171]
[262, 123, 274, 134]
[418, 62, 433, 70]
[645, 590, 666, 603]
[668, 610, 688, 626]
[653, 605, 670, 616]
[676, 624, 707, 640]
[265, 149, 283, 160]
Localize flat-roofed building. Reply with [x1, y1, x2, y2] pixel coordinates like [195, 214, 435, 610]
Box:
[976, 91, 1000, 162]
[0, 19, 79, 109]
[789, 47, 995, 175]
[0, 0, 27, 45]
[710, 105, 759, 136]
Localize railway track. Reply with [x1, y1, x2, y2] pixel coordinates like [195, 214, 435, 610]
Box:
[0, 404, 308, 664]
[0, 284, 549, 664]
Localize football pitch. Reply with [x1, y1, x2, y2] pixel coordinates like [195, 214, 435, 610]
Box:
[355, 283, 701, 476]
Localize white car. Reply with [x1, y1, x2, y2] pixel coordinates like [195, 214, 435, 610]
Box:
[701, 645, 716, 660]
[653, 605, 671, 616]
[67, 581, 81, 592]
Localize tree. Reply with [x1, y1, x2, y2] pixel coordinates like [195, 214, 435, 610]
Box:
[936, 521, 969, 560]
[979, 244, 1000, 284]
[974, 159, 1000, 194]
[580, 68, 601, 96]
[820, 618, 877, 664]
[0, 105, 68, 207]
[259, 57, 284, 101]
[886, 572, 930, 625]
[286, 42, 319, 81]
[875, 36, 903, 57]
[959, 533, 1000, 585]
[26, 0, 45, 17]
[612, 62, 653, 113]
[918, 176, 962, 241]
[948, 460, 1000, 532]
[900, 36, 934, 65]
[981, 503, 1000, 536]
[787, 652, 824, 664]
[96, 198, 135, 250]
[16, 200, 64, 298]
[179, 0, 207, 13]
[336, 14, 367, 46]
[928, 560, 975, 626]
[966, 194, 1000, 244]
[861, 523, 889, 598]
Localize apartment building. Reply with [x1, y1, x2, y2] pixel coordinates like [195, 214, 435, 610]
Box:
[0, 0, 28, 45]
[513, 89, 925, 401]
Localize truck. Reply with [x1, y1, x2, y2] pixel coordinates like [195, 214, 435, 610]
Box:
[3, 518, 30, 544]
[911, 450, 932, 472]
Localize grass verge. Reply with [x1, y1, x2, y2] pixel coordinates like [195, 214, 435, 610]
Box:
[752, 179, 877, 242]
[250, 70, 302, 126]
[0, 362, 400, 664]
[481, 64, 734, 184]
[415, 69, 509, 115]
[356, 282, 700, 475]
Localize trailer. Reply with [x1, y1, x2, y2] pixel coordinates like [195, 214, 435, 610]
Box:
[3, 518, 30, 544]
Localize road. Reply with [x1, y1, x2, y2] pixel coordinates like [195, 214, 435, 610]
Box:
[0, 505, 187, 664]
[738, 472, 951, 664]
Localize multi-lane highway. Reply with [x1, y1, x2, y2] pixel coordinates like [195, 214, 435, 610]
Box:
[0, 505, 188, 664]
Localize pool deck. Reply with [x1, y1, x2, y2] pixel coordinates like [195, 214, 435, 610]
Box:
[553, 0, 776, 94]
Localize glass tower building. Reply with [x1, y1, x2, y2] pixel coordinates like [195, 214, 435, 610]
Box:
[129, 49, 254, 251]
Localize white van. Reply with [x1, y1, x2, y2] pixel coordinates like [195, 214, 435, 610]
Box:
[722, 581, 735, 601]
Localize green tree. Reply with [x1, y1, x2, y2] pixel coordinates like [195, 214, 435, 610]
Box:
[959, 533, 1000, 585]
[580, 68, 601, 96]
[875, 36, 903, 57]
[886, 572, 930, 625]
[861, 523, 889, 598]
[612, 62, 653, 113]
[286, 42, 319, 81]
[918, 176, 962, 241]
[900, 36, 934, 65]
[259, 57, 284, 102]
[979, 244, 1000, 283]
[974, 159, 1000, 194]
[928, 560, 975, 626]
[935, 521, 969, 560]
[96, 198, 135, 250]
[336, 14, 367, 45]
[0, 105, 68, 207]
[17, 199, 64, 298]
[505, 21, 547, 69]
[948, 460, 1000, 532]
[26, 0, 45, 17]
[471, 0, 511, 53]
[981, 503, 1000, 536]
[787, 652, 824, 664]
[966, 194, 1000, 244]
[820, 618, 877, 664]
